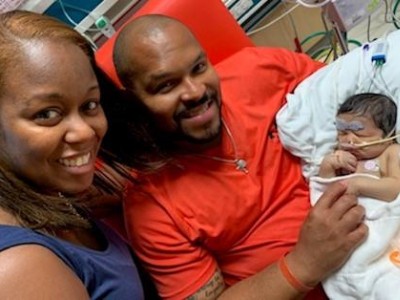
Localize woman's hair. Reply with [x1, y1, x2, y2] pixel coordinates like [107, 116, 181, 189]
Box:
[97, 72, 171, 173]
[338, 92, 397, 136]
[0, 10, 96, 232]
[0, 10, 93, 96]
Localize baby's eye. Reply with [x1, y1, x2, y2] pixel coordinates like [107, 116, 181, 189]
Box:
[354, 132, 366, 138]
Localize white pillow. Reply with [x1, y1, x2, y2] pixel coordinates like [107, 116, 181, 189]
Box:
[276, 29, 400, 179]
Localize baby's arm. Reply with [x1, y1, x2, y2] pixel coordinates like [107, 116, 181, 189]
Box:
[319, 150, 358, 178]
[348, 144, 400, 201]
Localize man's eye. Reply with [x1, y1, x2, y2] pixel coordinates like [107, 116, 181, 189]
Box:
[157, 81, 175, 94]
[193, 62, 207, 74]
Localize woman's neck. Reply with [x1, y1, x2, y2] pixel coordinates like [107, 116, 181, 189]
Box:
[0, 208, 20, 226]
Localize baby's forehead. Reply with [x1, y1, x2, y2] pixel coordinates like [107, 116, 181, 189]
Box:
[336, 111, 375, 123]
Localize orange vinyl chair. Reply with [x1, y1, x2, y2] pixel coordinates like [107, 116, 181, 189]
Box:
[95, 0, 254, 88]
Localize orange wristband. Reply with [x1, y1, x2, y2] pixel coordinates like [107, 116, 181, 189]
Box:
[278, 254, 314, 293]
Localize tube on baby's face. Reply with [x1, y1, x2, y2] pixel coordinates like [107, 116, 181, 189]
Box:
[338, 134, 399, 149]
[338, 141, 372, 150]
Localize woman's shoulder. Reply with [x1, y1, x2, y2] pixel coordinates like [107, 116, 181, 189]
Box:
[0, 208, 19, 226]
[0, 244, 89, 299]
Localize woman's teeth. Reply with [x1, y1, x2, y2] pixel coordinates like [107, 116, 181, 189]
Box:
[59, 153, 90, 167]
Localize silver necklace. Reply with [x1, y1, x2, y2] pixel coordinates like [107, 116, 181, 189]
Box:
[195, 119, 248, 173]
[58, 192, 86, 221]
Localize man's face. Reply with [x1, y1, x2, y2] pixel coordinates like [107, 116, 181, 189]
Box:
[129, 25, 222, 144]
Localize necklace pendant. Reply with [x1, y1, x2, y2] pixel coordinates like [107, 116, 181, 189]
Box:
[235, 159, 248, 173]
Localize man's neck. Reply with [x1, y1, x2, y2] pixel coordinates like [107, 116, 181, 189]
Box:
[174, 134, 222, 155]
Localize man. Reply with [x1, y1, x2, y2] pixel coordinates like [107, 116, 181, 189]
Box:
[111, 15, 367, 300]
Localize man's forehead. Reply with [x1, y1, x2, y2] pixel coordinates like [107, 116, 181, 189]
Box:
[132, 32, 202, 67]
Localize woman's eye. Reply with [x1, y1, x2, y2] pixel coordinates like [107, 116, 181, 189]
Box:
[83, 100, 100, 114]
[34, 109, 62, 126]
[87, 101, 98, 110]
[35, 110, 60, 121]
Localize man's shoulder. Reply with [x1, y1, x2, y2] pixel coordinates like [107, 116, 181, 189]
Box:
[215, 46, 315, 78]
[216, 46, 294, 65]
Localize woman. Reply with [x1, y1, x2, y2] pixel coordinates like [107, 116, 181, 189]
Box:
[0, 10, 143, 299]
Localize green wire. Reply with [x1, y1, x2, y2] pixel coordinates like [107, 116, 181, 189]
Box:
[300, 31, 328, 46]
[301, 31, 362, 51]
[394, 0, 400, 29]
[348, 39, 362, 47]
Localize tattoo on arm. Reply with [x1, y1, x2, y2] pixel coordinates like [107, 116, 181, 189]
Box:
[186, 268, 225, 300]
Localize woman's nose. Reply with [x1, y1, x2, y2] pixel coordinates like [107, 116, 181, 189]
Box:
[64, 116, 95, 144]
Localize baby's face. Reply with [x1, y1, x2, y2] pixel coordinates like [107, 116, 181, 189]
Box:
[336, 113, 388, 160]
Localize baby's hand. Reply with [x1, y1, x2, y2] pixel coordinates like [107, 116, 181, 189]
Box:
[330, 150, 357, 174]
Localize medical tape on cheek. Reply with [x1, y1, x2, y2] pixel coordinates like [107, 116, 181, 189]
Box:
[335, 118, 365, 131]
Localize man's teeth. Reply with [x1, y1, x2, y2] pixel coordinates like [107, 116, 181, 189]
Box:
[59, 153, 91, 167]
[186, 102, 209, 117]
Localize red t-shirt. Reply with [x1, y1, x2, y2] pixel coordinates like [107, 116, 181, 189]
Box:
[124, 47, 325, 299]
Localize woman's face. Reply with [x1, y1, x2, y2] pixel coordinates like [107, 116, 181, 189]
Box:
[0, 41, 107, 195]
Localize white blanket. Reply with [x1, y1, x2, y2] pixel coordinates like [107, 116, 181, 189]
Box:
[275, 28, 400, 299]
[310, 174, 400, 300]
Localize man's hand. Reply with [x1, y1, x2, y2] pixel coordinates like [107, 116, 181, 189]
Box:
[287, 182, 367, 286]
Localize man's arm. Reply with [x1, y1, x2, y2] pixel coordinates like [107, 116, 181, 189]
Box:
[187, 269, 225, 300]
[187, 182, 367, 300]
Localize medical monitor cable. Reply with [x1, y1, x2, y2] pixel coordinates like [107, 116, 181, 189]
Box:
[361, 40, 395, 100]
[296, 0, 331, 8]
[57, 0, 102, 33]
